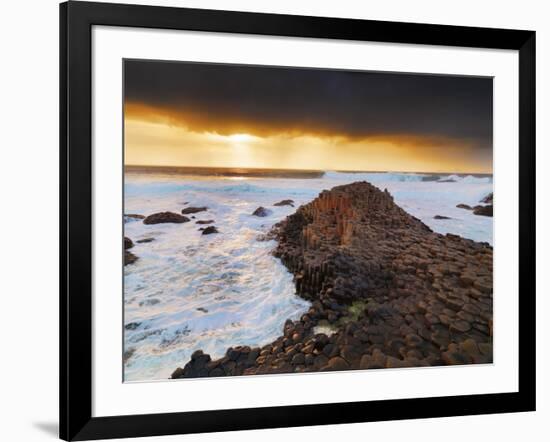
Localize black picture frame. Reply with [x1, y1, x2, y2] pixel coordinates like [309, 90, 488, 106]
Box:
[60, 1, 536, 440]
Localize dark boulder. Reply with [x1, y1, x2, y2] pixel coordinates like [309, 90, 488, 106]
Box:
[274, 199, 295, 207]
[123, 348, 136, 364]
[125, 250, 138, 266]
[480, 193, 493, 204]
[136, 237, 154, 243]
[196, 219, 215, 225]
[143, 212, 190, 224]
[252, 206, 271, 217]
[323, 356, 350, 371]
[456, 204, 473, 210]
[201, 226, 219, 235]
[124, 321, 141, 330]
[473, 205, 493, 217]
[124, 237, 134, 249]
[181, 206, 208, 215]
[434, 215, 451, 220]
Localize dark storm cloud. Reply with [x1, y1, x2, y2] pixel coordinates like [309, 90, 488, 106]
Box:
[124, 59, 493, 149]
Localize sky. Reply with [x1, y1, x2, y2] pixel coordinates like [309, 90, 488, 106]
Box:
[124, 60, 493, 173]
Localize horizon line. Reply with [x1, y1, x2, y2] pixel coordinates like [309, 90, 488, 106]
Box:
[124, 164, 493, 176]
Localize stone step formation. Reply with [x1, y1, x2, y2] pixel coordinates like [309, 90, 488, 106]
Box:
[171, 181, 493, 379]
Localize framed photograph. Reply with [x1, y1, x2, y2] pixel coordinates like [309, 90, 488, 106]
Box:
[60, 1, 536, 440]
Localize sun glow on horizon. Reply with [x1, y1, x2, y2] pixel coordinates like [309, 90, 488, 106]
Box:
[228, 133, 256, 143]
[124, 117, 492, 174]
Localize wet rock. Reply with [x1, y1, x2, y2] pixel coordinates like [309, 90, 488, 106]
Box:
[170, 367, 185, 379]
[371, 349, 388, 368]
[182, 206, 208, 215]
[459, 338, 480, 356]
[424, 313, 440, 325]
[442, 349, 470, 365]
[123, 347, 136, 364]
[196, 219, 215, 225]
[209, 367, 225, 377]
[322, 343, 338, 358]
[480, 193, 493, 204]
[478, 342, 492, 356]
[385, 356, 410, 368]
[125, 250, 138, 266]
[125, 214, 145, 223]
[124, 237, 134, 249]
[473, 205, 493, 217]
[252, 206, 271, 217]
[274, 199, 295, 207]
[124, 322, 141, 330]
[359, 354, 374, 369]
[456, 204, 473, 210]
[340, 345, 361, 362]
[313, 354, 329, 369]
[191, 349, 210, 363]
[226, 347, 241, 361]
[136, 237, 154, 243]
[459, 273, 476, 287]
[450, 320, 472, 333]
[323, 356, 349, 371]
[405, 333, 423, 347]
[305, 353, 315, 365]
[143, 212, 190, 224]
[434, 215, 451, 220]
[463, 303, 481, 315]
[139, 299, 160, 307]
[201, 226, 219, 235]
[248, 348, 261, 363]
[291, 353, 305, 365]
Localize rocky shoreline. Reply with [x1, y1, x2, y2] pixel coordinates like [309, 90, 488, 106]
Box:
[168, 181, 493, 378]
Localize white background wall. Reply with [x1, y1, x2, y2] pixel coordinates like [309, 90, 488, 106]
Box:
[0, 0, 547, 441]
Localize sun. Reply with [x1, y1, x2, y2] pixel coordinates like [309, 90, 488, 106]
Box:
[228, 133, 255, 143]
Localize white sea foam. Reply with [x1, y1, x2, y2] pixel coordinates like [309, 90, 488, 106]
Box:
[124, 170, 493, 381]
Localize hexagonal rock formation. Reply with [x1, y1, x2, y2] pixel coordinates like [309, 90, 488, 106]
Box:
[171, 181, 493, 379]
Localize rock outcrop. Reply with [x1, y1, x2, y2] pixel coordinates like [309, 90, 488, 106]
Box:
[274, 199, 295, 207]
[143, 212, 190, 225]
[125, 251, 138, 266]
[182, 206, 208, 215]
[252, 207, 271, 217]
[124, 237, 137, 266]
[457, 193, 493, 217]
[172, 181, 493, 379]
[473, 205, 493, 217]
[480, 193, 493, 204]
[124, 237, 134, 250]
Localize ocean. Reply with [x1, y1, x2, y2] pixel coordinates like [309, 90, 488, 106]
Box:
[123, 167, 493, 381]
